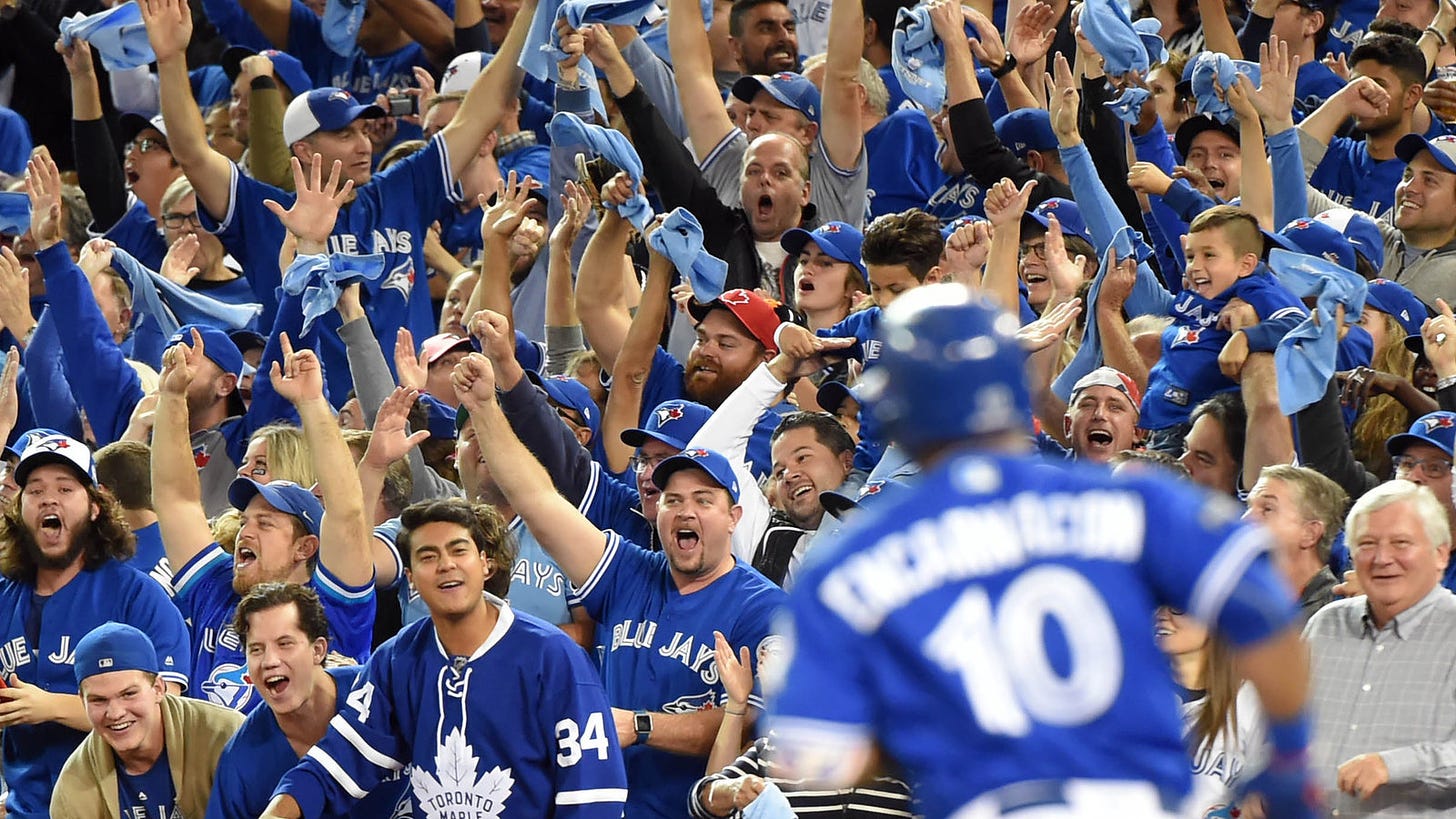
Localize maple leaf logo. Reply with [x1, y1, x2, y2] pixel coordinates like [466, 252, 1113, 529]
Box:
[412, 728, 514, 819]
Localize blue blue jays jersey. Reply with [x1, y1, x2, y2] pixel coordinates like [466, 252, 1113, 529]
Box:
[866, 109, 944, 218]
[286, 1, 430, 101]
[206, 666, 409, 819]
[274, 600, 628, 819]
[924, 172, 987, 225]
[173, 543, 375, 714]
[101, 198, 168, 271]
[818, 308, 886, 471]
[117, 748, 180, 819]
[200, 132, 461, 402]
[570, 531, 786, 819]
[1324, 0, 1379, 56]
[1142, 273, 1306, 430]
[770, 453, 1298, 819]
[641, 348, 790, 480]
[0, 561, 190, 819]
[130, 521, 175, 596]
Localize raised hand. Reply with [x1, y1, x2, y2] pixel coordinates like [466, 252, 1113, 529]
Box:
[159, 328, 205, 396]
[1006, 2, 1057, 67]
[263, 154, 355, 249]
[599, 171, 636, 210]
[137, 0, 193, 64]
[1098, 247, 1138, 314]
[551, 180, 591, 251]
[1045, 53, 1080, 144]
[1226, 73, 1260, 124]
[983, 177, 1038, 226]
[960, 5, 1010, 71]
[270, 332, 325, 404]
[580, 23, 626, 73]
[468, 309, 516, 364]
[394, 328, 429, 391]
[1017, 298, 1082, 351]
[0, 249, 32, 340]
[1172, 165, 1217, 200]
[1041, 214, 1086, 301]
[450, 352, 498, 411]
[160, 233, 202, 285]
[363, 386, 431, 468]
[943, 219, 993, 273]
[556, 18, 586, 86]
[1127, 161, 1174, 197]
[1253, 36, 1300, 128]
[24, 148, 63, 251]
[926, 0, 966, 47]
[77, 238, 116, 280]
[713, 631, 754, 710]
[1342, 76, 1391, 119]
[1422, 297, 1456, 378]
[0, 347, 20, 439]
[55, 36, 95, 77]
[478, 170, 542, 242]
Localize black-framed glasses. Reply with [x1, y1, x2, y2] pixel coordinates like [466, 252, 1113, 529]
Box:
[162, 212, 202, 230]
[628, 453, 670, 475]
[1018, 241, 1046, 260]
[127, 137, 170, 155]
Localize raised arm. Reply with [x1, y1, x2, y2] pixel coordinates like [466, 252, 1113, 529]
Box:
[59, 38, 128, 231]
[471, 171, 542, 334]
[574, 177, 636, 375]
[439, 0, 539, 179]
[546, 181, 590, 341]
[359, 387, 431, 587]
[818, 0, 866, 171]
[1228, 75, 1272, 231]
[601, 221, 672, 473]
[1239, 352, 1294, 491]
[452, 353, 608, 588]
[153, 330, 218, 572]
[668, 0, 735, 164]
[371, 0, 454, 68]
[982, 178, 1037, 312]
[140, 0, 235, 221]
[236, 0, 292, 48]
[1094, 253, 1151, 391]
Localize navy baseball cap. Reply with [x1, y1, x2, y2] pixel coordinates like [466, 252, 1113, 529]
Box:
[1395, 133, 1456, 174]
[228, 329, 267, 356]
[220, 46, 313, 96]
[731, 72, 821, 122]
[282, 87, 385, 146]
[781, 222, 867, 277]
[1386, 411, 1456, 457]
[168, 324, 245, 380]
[1175, 115, 1240, 160]
[1365, 279, 1430, 338]
[1313, 207, 1385, 270]
[73, 622, 160, 684]
[1022, 198, 1093, 246]
[816, 380, 864, 415]
[1277, 218, 1356, 271]
[994, 108, 1057, 159]
[14, 432, 96, 487]
[527, 370, 600, 447]
[621, 400, 714, 450]
[941, 214, 990, 240]
[417, 393, 459, 442]
[228, 478, 325, 537]
[651, 448, 741, 502]
[120, 113, 168, 143]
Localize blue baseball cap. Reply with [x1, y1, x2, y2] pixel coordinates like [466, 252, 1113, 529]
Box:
[4, 427, 64, 460]
[816, 380, 864, 415]
[1395, 133, 1456, 175]
[220, 46, 313, 96]
[168, 324, 245, 380]
[1277, 217, 1356, 271]
[731, 72, 821, 122]
[228, 478, 325, 537]
[282, 87, 385, 146]
[994, 108, 1057, 159]
[781, 222, 867, 277]
[515, 331, 546, 374]
[820, 478, 910, 519]
[73, 622, 161, 684]
[417, 393, 459, 442]
[1022, 198, 1094, 246]
[527, 370, 600, 447]
[651, 448, 741, 502]
[621, 400, 713, 450]
[1365, 279, 1430, 338]
[1313, 207, 1385, 270]
[14, 432, 96, 487]
[941, 214, 990, 240]
[1386, 411, 1456, 457]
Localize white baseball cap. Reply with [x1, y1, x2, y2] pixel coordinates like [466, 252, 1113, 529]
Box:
[15, 433, 96, 487]
[282, 87, 385, 146]
[440, 51, 493, 96]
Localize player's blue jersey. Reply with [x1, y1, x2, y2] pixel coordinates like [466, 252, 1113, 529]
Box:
[570, 531, 786, 819]
[770, 453, 1298, 819]
[206, 666, 409, 819]
[173, 543, 375, 714]
[0, 561, 191, 819]
[130, 521, 175, 596]
[200, 132, 461, 403]
[273, 600, 628, 819]
[1142, 272, 1306, 430]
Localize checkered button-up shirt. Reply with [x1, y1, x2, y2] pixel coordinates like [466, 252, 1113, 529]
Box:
[1304, 585, 1456, 817]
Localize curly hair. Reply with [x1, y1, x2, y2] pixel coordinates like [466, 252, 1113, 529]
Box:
[0, 485, 135, 582]
[1353, 313, 1419, 479]
[398, 499, 516, 599]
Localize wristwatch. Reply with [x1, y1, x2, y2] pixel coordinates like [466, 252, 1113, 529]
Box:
[634, 710, 654, 745]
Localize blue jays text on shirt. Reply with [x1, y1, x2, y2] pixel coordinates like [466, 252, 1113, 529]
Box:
[1318, 189, 1390, 221]
[608, 624, 727, 709]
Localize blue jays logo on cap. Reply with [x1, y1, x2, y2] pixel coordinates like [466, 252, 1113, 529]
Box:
[1423, 415, 1455, 432]
[328, 90, 350, 103]
[656, 404, 686, 426]
[687, 448, 709, 457]
[823, 223, 842, 234]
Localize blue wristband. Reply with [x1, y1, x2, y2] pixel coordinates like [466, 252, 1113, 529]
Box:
[1267, 713, 1310, 756]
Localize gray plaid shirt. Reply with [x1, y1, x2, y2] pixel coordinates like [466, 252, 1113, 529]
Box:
[1304, 585, 1456, 817]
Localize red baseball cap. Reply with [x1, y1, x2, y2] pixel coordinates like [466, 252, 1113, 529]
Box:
[687, 289, 794, 354]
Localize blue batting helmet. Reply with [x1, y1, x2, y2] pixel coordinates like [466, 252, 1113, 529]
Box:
[861, 285, 1030, 455]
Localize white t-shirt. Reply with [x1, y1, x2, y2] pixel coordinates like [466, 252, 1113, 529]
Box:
[1181, 683, 1267, 818]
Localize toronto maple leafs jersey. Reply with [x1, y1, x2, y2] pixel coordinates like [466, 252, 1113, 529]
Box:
[206, 666, 409, 819]
[769, 453, 1299, 819]
[274, 598, 628, 819]
[1142, 272, 1306, 431]
[570, 531, 786, 819]
[199, 132, 461, 402]
[173, 543, 375, 714]
[0, 561, 191, 819]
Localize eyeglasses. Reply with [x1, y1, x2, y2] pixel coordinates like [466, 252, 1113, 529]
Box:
[628, 453, 671, 475]
[1018, 241, 1046, 260]
[555, 406, 587, 428]
[127, 137, 170, 155]
[1393, 454, 1453, 479]
[162, 212, 202, 230]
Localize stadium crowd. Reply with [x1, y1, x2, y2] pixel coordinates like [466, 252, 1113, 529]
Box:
[5, 0, 1456, 814]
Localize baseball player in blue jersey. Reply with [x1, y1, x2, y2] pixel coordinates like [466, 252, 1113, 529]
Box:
[0, 433, 191, 819]
[454, 351, 787, 819]
[207, 583, 408, 819]
[260, 499, 628, 819]
[768, 286, 1321, 819]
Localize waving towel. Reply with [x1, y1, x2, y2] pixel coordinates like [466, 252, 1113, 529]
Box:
[59, 2, 156, 72]
[891, 5, 947, 112]
[648, 208, 728, 301]
[549, 111, 654, 230]
[1191, 52, 1261, 124]
[1080, 0, 1153, 125]
[1268, 248, 1369, 415]
[105, 247, 264, 369]
[322, 0, 366, 57]
[281, 252, 387, 335]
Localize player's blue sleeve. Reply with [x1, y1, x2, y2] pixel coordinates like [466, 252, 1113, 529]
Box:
[499, 376, 595, 506]
[1160, 178, 1221, 223]
[568, 530, 654, 621]
[121, 568, 193, 690]
[312, 562, 377, 663]
[199, 0, 275, 51]
[1134, 478, 1299, 647]
[276, 644, 407, 817]
[102, 200, 169, 271]
[285, 0, 335, 88]
[584, 469, 650, 546]
[20, 309, 85, 441]
[34, 243, 144, 445]
[546, 642, 630, 817]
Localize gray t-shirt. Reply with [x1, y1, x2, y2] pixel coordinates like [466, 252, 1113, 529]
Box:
[699, 128, 868, 230]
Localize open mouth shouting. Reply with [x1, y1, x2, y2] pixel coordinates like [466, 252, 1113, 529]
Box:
[1083, 428, 1116, 454]
[673, 528, 701, 553]
[262, 673, 291, 698]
